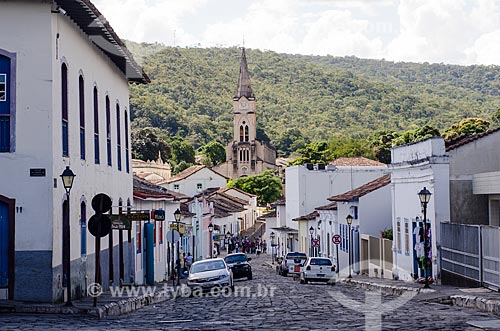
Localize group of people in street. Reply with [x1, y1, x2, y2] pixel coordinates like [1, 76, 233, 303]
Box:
[226, 237, 267, 255]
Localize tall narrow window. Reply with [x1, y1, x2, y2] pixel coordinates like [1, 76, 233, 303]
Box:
[105, 96, 111, 166]
[93, 87, 100, 164]
[239, 125, 244, 142]
[0, 54, 12, 153]
[404, 220, 410, 255]
[116, 103, 122, 171]
[79, 75, 85, 160]
[80, 202, 87, 257]
[61, 63, 69, 157]
[124, 110, 129, 173]
[136, 221, 142, 253]
[244, 125, 249, 142]
[396, 218, 401, 253]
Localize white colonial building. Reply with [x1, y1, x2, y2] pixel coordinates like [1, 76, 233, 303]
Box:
[0, 0, 148, 302]
[158, 165, 227, 198]
[390, 137, 450, 282]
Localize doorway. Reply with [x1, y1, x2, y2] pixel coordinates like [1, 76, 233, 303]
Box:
[0, 195, 15, 300]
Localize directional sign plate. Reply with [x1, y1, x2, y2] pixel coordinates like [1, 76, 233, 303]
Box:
[332, 234, 342, 245]
[109, 214, 131, 230]
[312, 239, 320, 247]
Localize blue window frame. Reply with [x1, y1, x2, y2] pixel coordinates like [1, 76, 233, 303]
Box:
[0, 52, 14, 153]
[93, 87, 100, 164]
[61, 63, 69, 157]
[116, 103, 121, 171]
[125, 110, 129, 173]
[80, 202, 87, 257]
[105, 96, 111, 166]
[79, 75, 85, 160]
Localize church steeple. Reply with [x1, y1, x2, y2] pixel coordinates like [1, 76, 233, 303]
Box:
[234, 48, 255, 100]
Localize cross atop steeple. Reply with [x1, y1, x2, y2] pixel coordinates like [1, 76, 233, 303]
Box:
[234, 48, 255, 101]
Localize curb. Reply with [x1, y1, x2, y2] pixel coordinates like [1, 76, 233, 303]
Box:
[450, 295, 500, 315]
[340, 278, 435, 296]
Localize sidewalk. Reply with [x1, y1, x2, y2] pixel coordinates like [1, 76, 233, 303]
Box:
[341, 275, 500, 315]
[0, 280, 186, 319]
[261, 258, 500, 315]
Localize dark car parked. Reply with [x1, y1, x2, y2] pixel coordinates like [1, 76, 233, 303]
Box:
[224, 253, 252, 280]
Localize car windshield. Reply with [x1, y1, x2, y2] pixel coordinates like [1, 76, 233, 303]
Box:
[286, 253, 307, 259]
[190, 260, 226, 273]
[225, 254, 247, 264]
[310, 258, 332, 266]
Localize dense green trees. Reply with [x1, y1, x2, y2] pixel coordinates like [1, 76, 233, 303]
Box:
[227, 171, 283, 205]
[199, 141, 226, 166]
[126, 42, 500, 158]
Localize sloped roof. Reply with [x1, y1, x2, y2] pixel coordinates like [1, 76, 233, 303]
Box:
[328, 174, 391, 201]
[273, 198, 286, 206]
[445, 127, 500, 151]
[234, 48, 255, 100]
[257, 210, 276, 220]
[330, 157, 386, 167]
[292, 211, 319, 222]
[133, 176, 189, 201]
[219, 187, 257, 198]
[56, 0, 149, 83]
[158, 165, 227, 184]
[315, 202, 338, 211]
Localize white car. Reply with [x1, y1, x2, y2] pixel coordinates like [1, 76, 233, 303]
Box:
[300, 257, 336, 284]
[187, 258, 234, 292]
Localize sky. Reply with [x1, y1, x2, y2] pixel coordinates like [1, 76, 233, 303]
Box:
[92, 0, 500, 66]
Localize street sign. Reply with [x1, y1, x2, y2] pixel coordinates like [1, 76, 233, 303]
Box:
[312, 239, 320, 247]
[166, 230, 181, 243]
[88, 214, 111, 237]
[91, 193, 112, 214]
[332, 234, 342, 245]
[169, 222, 186, 235]
[128, 211, 150, 221]
[109, 214, 131, 230]
[153, 209, 165, 221]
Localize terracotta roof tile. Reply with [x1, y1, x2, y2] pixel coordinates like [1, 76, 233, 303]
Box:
[445, 127, 500, 152]
[157, 165, 205, 184]
[133, 176, 189, 201]
[315, 202, 338, 211]
[292, 211, 319, 221]
[258, 210, 276, 219]
[330, 157, 386, 167]
[328, 174, 391, 201]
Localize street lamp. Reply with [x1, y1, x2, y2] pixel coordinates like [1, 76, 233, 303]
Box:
[346, 214, 353, 279]
[270, 232, 276, 264]
[174, 209, 182, 286]
[208, 222, 214, 258]
[60, 166, 75, 306]
[418, 187, 432, 289]
[309, 226, 314, 257]
[287, 232, 294, 253]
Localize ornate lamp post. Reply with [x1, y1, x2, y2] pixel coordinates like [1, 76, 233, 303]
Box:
[208, 222, 214, 258]
[60, 166, 75, 306]
[346, 214, 353, 279]
[270, 232, 276, 264]
[309, 226, 314, 257]
[174, 209, 181, 286]
[418, 187, 432, 289]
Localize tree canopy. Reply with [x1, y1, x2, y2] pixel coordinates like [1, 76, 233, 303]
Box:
[227, 171, 283, 205]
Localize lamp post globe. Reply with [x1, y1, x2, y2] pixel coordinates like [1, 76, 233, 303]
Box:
[346, 214, 353, 278]
[418, 187, 432, 289]
[174, 208, 181, 222]
[208, 222, 214, 258]
[309, 226, 314, 257]
[60, 166, 75, 306]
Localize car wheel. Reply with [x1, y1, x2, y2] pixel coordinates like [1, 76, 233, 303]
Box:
[303, 278, 308, 284]
[247, 273, 253, 280]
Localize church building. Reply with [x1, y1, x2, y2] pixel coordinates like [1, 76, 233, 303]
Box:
[214, 48, 277, 178]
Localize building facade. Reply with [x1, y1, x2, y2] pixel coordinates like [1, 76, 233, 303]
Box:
[214, 48, 277, 179]
[0, 0, 147, 302]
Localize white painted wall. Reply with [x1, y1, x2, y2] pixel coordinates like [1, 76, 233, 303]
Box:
[162, 168, 227, 197]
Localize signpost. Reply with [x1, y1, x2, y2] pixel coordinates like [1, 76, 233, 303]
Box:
[332, 234, 341, 275]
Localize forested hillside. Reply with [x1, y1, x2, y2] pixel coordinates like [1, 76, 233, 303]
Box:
[127, 41, 500, 156]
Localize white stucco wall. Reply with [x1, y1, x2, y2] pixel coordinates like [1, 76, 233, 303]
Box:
[163, 168, 227, 197]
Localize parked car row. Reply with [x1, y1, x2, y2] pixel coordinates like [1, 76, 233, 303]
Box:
[277, 252, 336, 285]
[187, 253, 253, 293]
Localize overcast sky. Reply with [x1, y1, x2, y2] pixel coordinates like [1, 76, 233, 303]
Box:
[93, 0, 500, 65]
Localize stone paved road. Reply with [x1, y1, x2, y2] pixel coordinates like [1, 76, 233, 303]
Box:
[0, 255, 498, 330]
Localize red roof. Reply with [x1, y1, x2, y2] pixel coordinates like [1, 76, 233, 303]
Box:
[330, 157, 386, 167]
[315, 202, 338, 211]
[292, 211, 319, 222]
[328, 175, 391, 201]
[445, 128, 500, 151]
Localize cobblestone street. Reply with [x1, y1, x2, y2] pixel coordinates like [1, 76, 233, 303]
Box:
[1, 255, 498, 330]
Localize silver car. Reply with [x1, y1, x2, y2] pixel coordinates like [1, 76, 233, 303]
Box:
[187, 258, 234, 292]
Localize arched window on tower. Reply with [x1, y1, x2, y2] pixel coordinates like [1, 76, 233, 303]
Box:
[239, 125, 244, 142]
[244, 125, 249, 142]
[246, 149, 249, 161]
[239, 149, 243, 162]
